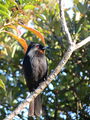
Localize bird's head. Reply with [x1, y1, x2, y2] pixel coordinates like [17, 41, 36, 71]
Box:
[26, 42, 48, 57]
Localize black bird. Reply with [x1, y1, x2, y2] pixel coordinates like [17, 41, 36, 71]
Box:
[23, 42, 48, 116]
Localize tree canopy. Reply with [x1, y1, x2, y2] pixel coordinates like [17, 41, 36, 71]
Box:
[0, 0, 90, 120]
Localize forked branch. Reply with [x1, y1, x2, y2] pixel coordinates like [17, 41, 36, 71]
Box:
[3, 0, 90, 120]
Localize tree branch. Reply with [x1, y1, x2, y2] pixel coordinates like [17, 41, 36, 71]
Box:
[3, 45, 74, 120]
[3, 0, 90, 119]
[59, 0, 73, 44]
[75, 36, 90, 50]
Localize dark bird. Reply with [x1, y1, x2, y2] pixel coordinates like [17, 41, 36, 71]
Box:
[23, 42, 48, 117]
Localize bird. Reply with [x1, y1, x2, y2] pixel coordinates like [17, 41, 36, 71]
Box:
[23, 42, 48, 117]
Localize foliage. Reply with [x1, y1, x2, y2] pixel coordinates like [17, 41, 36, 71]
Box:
[0, 0, 90, 119]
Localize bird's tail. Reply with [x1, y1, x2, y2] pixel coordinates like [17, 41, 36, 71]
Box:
[29, 94, 42, 117]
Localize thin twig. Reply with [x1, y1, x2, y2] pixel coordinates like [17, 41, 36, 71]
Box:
[59, 0, 72, 44]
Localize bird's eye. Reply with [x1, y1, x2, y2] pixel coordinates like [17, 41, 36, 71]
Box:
[35, 44, 39, 48]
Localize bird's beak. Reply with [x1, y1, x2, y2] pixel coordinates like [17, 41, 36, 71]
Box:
[42, 46, 49, 50]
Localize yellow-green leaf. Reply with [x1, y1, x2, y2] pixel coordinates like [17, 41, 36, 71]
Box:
[0, 79, 6, 91]
[0, 4, 10, 13]
[24, 5, 35, 10]
[0, 10, 10, 18]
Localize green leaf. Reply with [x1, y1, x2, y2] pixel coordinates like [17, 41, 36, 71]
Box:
[11, 45, 17, 58]
[24, 4, 35, 10]
[0, 79, 6, 91]
[86, 25, 90, 28]
[0, 4, 10, 14]
[77, 2, 87, 14]
[76, 24, 82, 33]
[19, 0, 23, 4]
[74, 0, 79, 4]
[6, 0, 18, 7]
[0, 10, 10, 18]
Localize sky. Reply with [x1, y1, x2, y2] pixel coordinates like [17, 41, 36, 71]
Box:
[64, 0, 74, 18]
[64, 0, 73, 8]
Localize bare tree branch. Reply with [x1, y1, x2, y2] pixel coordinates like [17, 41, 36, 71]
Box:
[59, 0, 73, 44]
[3, 45, 74, 120]
[75, 36, 90, 50]
[5, 35, 90, 120]
[3, 0, 90, 120]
